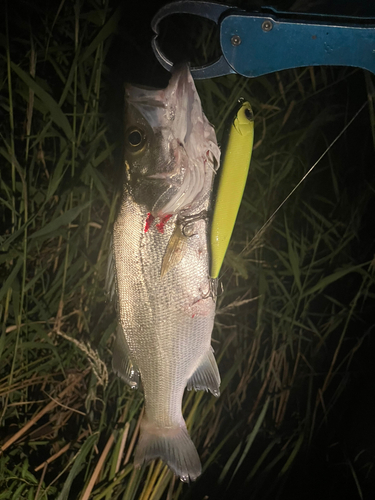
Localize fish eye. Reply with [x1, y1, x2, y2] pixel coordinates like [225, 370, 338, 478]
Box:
[125, 127, 146, 152]
[128, 130, 142, 146]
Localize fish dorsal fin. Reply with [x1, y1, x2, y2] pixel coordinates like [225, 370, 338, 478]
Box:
[112, 326, 139, 389]
[186, 347, 220, 397]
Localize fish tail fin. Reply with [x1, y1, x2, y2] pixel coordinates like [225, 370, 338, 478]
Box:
[134, 416, 201, 482]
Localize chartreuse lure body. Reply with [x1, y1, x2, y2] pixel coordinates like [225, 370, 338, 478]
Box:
[210, 100, 254, 278]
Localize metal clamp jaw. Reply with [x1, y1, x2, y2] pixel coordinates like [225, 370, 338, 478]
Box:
[152, 1, 375, 79]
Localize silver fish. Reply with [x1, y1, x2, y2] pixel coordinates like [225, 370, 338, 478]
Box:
[108, 64, 221, 482]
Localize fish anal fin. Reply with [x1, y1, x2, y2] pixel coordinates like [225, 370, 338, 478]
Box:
[160, 223, 187, 278]
[134, 417, 201, 482]
[186, 347, 220, 397]
[112, 325, 139, 389]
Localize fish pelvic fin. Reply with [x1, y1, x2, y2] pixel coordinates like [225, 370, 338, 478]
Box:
[134, 417, 201, 482]
[186, 347, 220, 397]
[112, 326, 139, 389]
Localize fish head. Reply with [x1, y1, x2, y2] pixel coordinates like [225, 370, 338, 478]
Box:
[124, 64, 220, 217]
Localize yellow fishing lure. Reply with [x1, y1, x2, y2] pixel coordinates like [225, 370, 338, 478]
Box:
[210, 100, 255, 278]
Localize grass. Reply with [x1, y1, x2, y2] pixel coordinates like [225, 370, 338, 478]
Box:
[1, 0, 375, 499]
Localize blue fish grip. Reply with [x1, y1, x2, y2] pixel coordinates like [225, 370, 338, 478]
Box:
[220, 11, 375, 78]
[151, 1, 375, 79]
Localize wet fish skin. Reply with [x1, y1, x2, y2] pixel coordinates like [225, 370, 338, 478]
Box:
[111, 64, 221, 481]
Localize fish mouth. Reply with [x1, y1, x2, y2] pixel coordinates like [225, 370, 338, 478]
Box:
[126, 64, 193, 129]
[128, 96, 166, 108]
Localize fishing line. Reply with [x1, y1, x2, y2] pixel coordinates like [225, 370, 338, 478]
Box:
[238, 99, 369, 257]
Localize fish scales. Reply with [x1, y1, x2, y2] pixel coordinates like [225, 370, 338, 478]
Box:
[110, 64, 221, 482]
[114, 201, 214, 421]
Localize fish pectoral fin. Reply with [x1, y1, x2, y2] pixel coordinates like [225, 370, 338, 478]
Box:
[186, 347, 220, 397]
[112, 325, 139, 389]
[160, 223, 187, 278]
